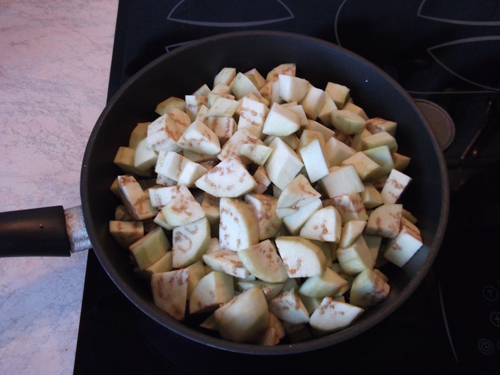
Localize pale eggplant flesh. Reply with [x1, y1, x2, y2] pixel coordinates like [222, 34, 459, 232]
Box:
[81, 31, 449, 355]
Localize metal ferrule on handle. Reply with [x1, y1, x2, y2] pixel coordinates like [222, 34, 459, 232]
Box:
[0, 205, 91, 257]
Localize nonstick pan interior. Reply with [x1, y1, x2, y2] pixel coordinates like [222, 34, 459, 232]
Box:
[81, 31, 449, 355]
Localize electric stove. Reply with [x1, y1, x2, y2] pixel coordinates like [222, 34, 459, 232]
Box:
[74, 1, 500, 373]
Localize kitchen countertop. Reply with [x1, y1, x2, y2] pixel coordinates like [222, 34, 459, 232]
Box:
[0, 1, 118, 373]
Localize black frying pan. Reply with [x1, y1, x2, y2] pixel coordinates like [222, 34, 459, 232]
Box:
[1, 31, 449, 355]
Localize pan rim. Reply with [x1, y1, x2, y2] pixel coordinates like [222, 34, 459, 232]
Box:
[81, 30, 449, 355]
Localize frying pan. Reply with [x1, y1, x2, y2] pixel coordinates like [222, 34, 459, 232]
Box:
[0, 31, 449, 355]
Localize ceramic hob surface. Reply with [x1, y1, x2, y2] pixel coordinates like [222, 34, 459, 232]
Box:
[74, 1, 500, 374]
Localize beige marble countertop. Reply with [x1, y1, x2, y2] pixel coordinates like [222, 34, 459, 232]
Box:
[0, 0, 118, 373]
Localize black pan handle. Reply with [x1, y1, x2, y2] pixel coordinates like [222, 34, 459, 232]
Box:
[0, 205, 71, 257]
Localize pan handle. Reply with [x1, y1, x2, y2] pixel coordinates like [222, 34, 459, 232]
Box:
[0, 205, 91, 257]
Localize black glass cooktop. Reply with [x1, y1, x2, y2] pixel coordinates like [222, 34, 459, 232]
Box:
[74, 1, 500, 374]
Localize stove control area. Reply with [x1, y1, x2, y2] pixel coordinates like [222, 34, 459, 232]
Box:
[437, 164, 500, 373]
